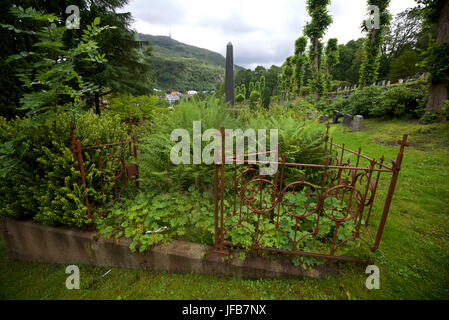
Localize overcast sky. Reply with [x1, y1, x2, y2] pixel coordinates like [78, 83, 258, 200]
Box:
[119, 0, 417, 69]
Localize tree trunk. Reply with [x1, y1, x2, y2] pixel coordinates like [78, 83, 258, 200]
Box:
[426, 82, 448, 113]
[425, 0, 449, 113]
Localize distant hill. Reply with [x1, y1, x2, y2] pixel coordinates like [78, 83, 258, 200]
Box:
[136, 33, 244, 92]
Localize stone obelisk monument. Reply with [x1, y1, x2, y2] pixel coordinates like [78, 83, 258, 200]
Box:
[225, 42, 235, 117]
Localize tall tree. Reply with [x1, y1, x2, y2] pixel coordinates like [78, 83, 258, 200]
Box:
[325, 38, 339, 91]
[332, 38, 365, 84]
[359, 0, 392, 86]
[0, 0, 154, 117]
[281, 57, 294, 102]
[0, 0, 42, 119]
[304, 0, 333, 102]
[72, 1, 154, 115]
[294, 36, 308, 99]
[380, 7, 425, 79]
[417, 0, 449, 114]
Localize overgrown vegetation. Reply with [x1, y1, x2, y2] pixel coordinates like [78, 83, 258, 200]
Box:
[319, 81, 429, 119]
[2, 119, 448, 300]
[0, 112, 129, 227]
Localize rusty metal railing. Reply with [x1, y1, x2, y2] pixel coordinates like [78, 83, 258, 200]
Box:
[213, 123, 409, 262]
[70, 113, 139, 220]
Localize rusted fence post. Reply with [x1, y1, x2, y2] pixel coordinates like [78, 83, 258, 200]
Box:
[75, 139, 91, 220]
[213, 127, 228, 255]
[70, 123, 91, 221]
[372, 134, 409, 251]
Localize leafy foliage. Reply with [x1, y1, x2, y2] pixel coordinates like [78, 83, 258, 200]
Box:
[96, 187, 215, 252]
[359, 0, 392, 86]
[106, 94, 162, 122]
[326, 82, 429, 119]
[138, 97, 239, 190]
[0, 6, 109, 121]
[0, 112, 129, 227]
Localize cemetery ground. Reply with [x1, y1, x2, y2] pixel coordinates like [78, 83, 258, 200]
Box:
[0, 118, 448, 300]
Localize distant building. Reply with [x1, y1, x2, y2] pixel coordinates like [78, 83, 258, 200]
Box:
[165, 92, 180, 106]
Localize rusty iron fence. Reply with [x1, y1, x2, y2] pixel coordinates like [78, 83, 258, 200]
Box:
[70, 114, 139, 220]
[213, 124, 409, 262]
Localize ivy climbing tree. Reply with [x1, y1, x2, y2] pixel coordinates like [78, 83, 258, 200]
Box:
[417, 0, 449, 116]
[325, 38, 339, 92]
[281, 57, 294, 102]
[359, 0, 392, 87]
[294, 36, 308, 99]
[304, 0, 332, 102]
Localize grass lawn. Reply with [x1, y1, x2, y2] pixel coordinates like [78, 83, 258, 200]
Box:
[1, 118, 448, 300]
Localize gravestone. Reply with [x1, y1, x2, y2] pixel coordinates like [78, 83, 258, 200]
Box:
[333, 110, 341, 124]
[343, 114, 352, 127]
[387, 80, 391, 85]
[398, 79, 403, 84]
[352, 115, 364, 132]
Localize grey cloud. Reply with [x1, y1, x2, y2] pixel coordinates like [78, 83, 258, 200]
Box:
[124, 0, 186, 26]
[195, 13, 256, 36]
[233, 38, 294, 68]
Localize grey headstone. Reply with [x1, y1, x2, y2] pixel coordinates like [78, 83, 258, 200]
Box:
[387, 80, 391, 85]
[352, 115, 364, 132]
[343, 114, 352, 127]
[398, 79, 403, 84]
[333, 110, 341, 124]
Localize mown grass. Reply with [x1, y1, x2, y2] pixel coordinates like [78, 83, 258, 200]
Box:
[0, 119, 448, 300]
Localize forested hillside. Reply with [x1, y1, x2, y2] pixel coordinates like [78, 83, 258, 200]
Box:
[137, 33, 243, 91]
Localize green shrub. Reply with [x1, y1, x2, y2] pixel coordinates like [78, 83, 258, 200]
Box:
[138, 96, 239, 190]
[0, 112, 131, 227]
[96, 187, 216, 252]
[341, 85, 384, 117]
[106, 94, 160, 122]
[420, 111, 441, 124]
[248, 115, 328, 186]
[370, 84, 427, 118]
[443, 100, 449, 119]
[324, 82, 429, 119]
[235, 93, 245, 103]
[249, 91, 261, 109]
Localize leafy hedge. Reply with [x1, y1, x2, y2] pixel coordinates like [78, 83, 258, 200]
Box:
[0, 112, 130, 227]
[323, 82, 429, 119]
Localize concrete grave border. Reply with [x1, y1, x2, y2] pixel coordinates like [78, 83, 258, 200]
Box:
[0, 218, 341, 279]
